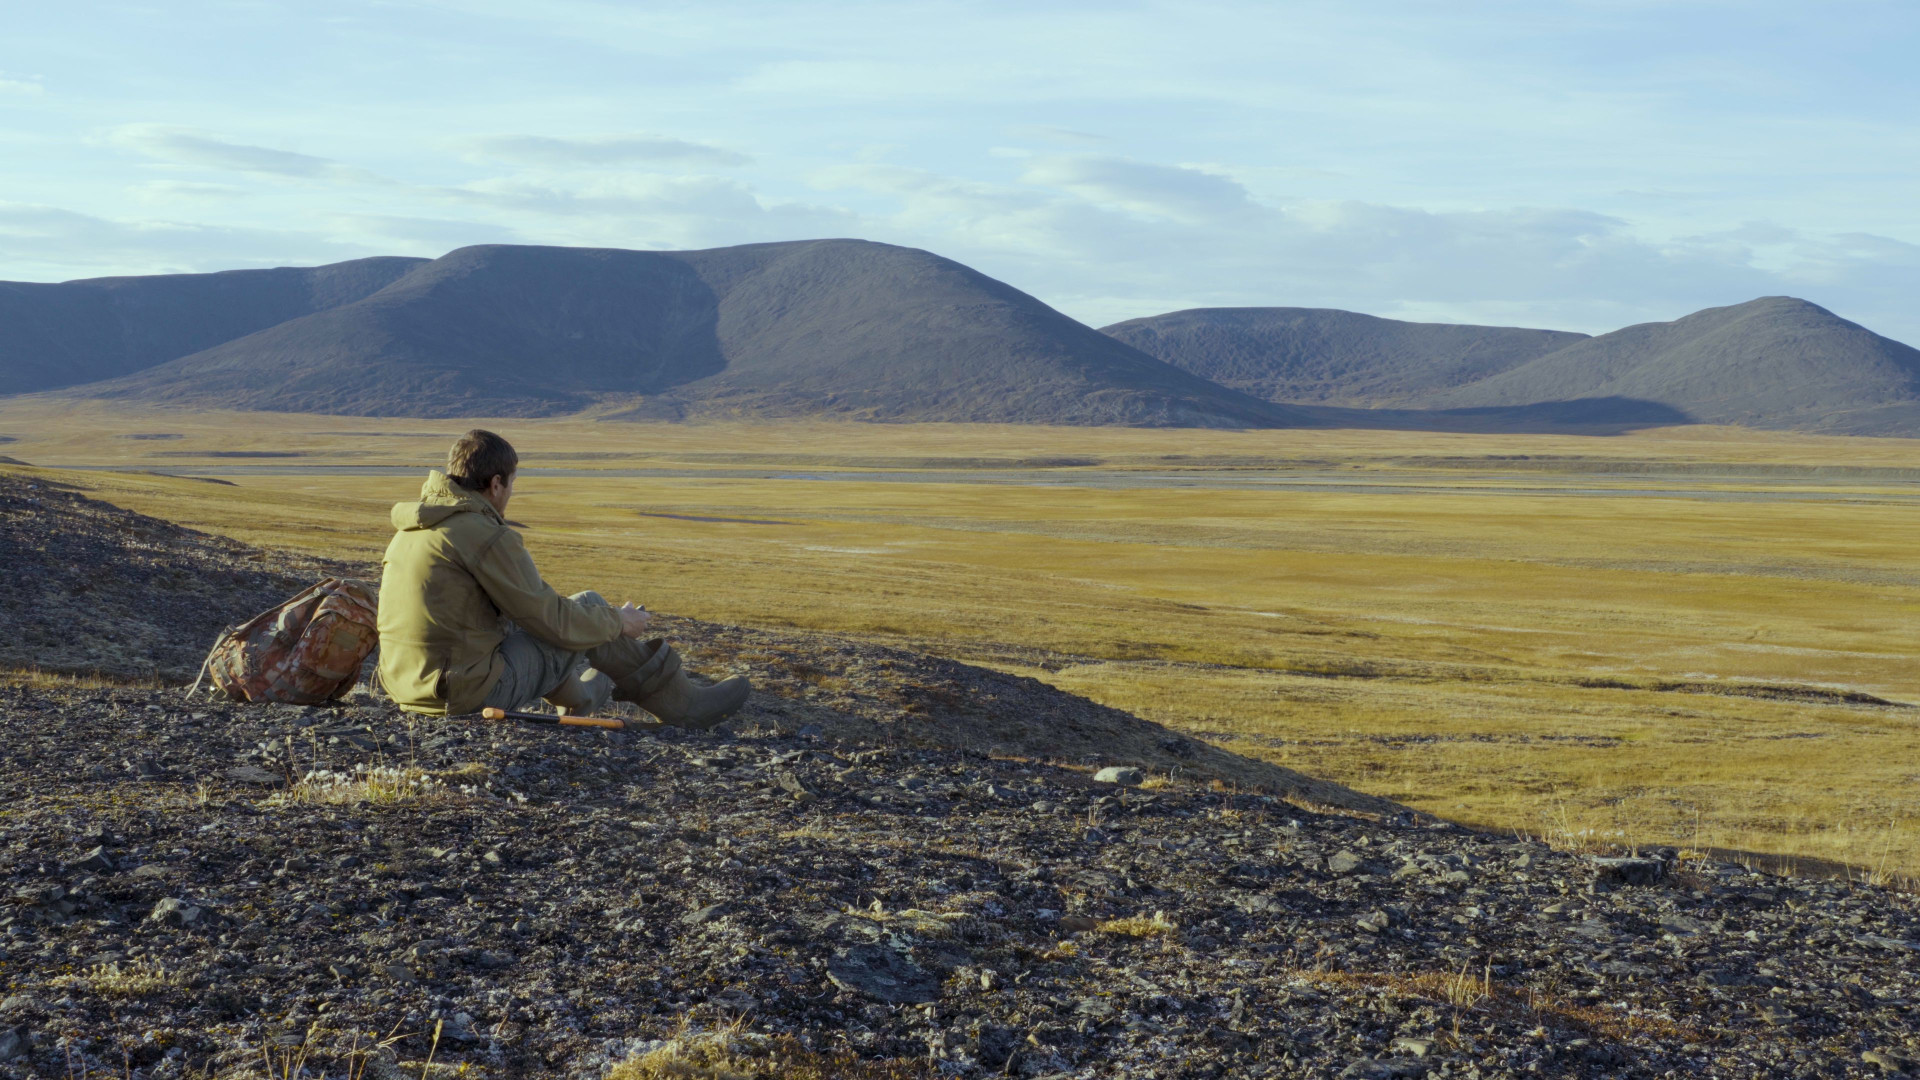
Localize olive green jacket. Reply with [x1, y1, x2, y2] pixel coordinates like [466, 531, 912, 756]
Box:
[377, 471, 621, 715]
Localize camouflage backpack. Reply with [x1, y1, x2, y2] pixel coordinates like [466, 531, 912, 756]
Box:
[190, 578, 380, 704]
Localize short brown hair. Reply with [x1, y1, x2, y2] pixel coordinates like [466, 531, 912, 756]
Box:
[447, 429, 518, 491]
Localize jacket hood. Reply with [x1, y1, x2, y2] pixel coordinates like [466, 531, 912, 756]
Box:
[390, 470, 502, 531]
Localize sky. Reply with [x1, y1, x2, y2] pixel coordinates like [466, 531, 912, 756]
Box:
[3, 0, 1918, 341]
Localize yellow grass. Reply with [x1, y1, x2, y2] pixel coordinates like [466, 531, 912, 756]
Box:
[1097, 912, 1179, 938]
[1297, 966, 1702, 1043]
[604, 1029, 933, 1080]
[4, 399, 1919, 876]
[50, 959, 183, 997]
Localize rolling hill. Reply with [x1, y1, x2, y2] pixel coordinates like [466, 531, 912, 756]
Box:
[77, 241, 1304, 427]
[6, 242, 1918, 434]
[1432, 297, 1920, 434]
[1101, 307, 1589, 407]
[0, 257, 423, 395]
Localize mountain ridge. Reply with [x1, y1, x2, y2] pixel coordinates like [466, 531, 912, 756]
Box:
[1101, 306, 1589, 407]
[3, 242, 1917, 434]
[79, 240, 1306, 427]
[1105, 298, 1920, 435]
[0, 257, 423, 395]
[1432, 296, 1920, 434]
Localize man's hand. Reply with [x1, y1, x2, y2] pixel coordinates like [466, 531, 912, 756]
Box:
[617, 602, 652, 638]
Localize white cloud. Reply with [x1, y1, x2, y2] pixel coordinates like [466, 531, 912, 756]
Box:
[108, 125, 388, 185]
[1020, 156, 1259, 224]
[459, 134, 750, 168]
[0, 202, 374, 279]
[807, 153, 1920, 341]
[325, 213, 524, 251]
[433, 173, 858, 251]
[130, 181, 249, 203]
[0, 72, 45, 97]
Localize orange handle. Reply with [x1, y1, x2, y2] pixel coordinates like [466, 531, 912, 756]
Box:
[481, 707, 625, 730]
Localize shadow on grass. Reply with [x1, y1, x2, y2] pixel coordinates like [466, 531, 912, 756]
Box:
[1295, 396, 1695, 435]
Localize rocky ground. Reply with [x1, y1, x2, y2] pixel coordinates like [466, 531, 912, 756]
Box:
[0, 472, 353, 682]
[3, 468, 1919, 1079]
[3, 684, 1919, 1080]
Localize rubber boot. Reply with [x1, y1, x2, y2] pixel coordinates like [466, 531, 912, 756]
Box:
[587, 636, 751, 730]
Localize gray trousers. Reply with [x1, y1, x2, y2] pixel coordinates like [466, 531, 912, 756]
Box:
[480, 591, 616, 714]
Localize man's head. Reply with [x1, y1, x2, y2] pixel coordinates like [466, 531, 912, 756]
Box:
[447, 429, 517, 514]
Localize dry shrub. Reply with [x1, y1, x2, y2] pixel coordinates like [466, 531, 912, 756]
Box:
[50, 959, 182, 997]
[1097, 911, 1178, 938]
[854, 903, 971, 939]
[270, 765, 484, 807]
[1297, 967, 1703, 1044]
[606, 1031, 932, 1080]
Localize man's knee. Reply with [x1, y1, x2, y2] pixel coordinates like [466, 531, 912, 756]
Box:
[571, 590, 609, 610]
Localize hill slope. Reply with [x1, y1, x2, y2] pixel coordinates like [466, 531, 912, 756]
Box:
[87, 241, 1305, 427]
[1435, 297, 1920, 434]
[0, 471, 357, 680]
[1102, 307, 1589, 407]
[0, 257, 423, 395]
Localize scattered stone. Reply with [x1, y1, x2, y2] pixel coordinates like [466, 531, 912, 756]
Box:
[681, 903, 730, 926]
[1327, 850, 1368, 875]
[1865, 1049, 1916, 1073]
[1340, 1057, 1428, 1079]
[224, 765, 284, 785]
[825, 944, 938, 1004]
[775, 769, 817, 799]
[0, 1026, 28, 1063]
[66, 846, 114, 874]
[1592, 856, 1664, 887]
[148, 897, 201, 927]
[1390, 1037, 1433, 1059]
[1658, 913, 1707, 937]
[1093, 766, 1144, 786]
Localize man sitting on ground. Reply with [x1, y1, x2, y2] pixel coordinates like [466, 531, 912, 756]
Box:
[376, 429, 750, 726]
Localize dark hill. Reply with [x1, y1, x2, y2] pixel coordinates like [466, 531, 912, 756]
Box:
[1434, 297, 1920, 434]
[85, 241, 1306, 427]
[0, 257, 423, 395]
[1101, 307, 1588, 407]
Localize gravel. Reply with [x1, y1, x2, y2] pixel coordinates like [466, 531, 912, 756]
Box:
[2, 681, 1917, 1079]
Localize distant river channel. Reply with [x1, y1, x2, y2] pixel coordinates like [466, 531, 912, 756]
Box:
[57, 463, 1920, 504]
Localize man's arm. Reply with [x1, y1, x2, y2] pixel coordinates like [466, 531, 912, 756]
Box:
[470, 527, 624, 650]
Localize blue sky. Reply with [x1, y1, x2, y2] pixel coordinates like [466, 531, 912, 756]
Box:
[3, 0, 1918, 341]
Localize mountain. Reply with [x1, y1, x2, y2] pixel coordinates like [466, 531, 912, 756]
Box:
[1432, 297, 1920, 434]
[0, 257, 424, 395]
[12, 244, 1917, 434]
[1101, 307, 1589, 407]
[77, 240, 1304, 427]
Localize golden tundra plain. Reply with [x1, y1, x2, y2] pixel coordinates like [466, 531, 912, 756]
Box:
[3, 400, 1917, 879]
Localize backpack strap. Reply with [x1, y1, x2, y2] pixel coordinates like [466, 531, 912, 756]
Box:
[184, 626, 234, 700]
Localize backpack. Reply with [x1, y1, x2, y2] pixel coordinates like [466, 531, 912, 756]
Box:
[190, 578, 381, 704]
